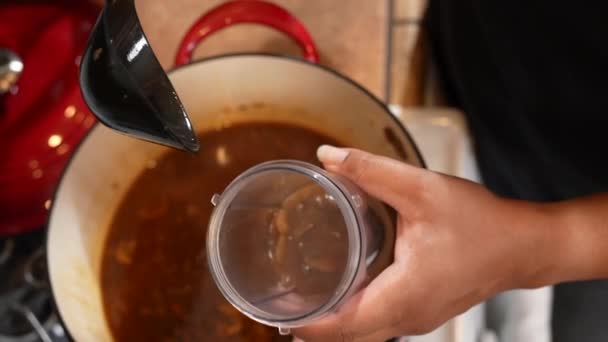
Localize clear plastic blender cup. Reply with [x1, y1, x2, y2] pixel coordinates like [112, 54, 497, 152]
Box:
[207, 160, 395, 333]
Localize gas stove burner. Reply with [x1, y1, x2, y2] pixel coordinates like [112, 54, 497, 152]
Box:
[0, 311, 59, 342]
[0, 288, 55, 342]
[0, 234, 65, 342]
[0, 234, 48, 296]
[23, 249, 47, 289]
[0, 239, 15, 266]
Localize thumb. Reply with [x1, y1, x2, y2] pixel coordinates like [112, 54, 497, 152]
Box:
[316, 145, 424, 211]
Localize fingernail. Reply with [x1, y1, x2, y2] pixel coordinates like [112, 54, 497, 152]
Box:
[317, 145, 349, 165]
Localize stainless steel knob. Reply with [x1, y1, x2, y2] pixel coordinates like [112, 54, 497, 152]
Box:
[0, 48, 23, 94]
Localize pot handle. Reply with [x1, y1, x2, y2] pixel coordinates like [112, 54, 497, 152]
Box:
[175, 0, 319, 66]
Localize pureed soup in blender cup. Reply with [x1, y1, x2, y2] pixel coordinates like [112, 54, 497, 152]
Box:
[207, 160, 396, 334]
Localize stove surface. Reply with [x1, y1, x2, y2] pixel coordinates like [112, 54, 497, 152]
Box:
[0, 230, 69, 342]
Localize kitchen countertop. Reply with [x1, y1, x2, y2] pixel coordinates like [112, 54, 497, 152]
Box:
[136, 0, 388, 97]
[135, 0, 428, 104]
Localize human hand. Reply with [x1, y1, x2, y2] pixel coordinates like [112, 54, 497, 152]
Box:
[292, 146, 560, 341]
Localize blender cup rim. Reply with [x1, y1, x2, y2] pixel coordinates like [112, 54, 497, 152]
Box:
[207, 160, 364, 327]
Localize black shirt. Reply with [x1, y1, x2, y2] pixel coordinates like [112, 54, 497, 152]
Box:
[426, 0, 608, 201]
[426, 1, 608, 341]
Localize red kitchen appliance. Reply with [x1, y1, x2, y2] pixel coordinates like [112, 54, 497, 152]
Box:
[0, 0, 100, 236]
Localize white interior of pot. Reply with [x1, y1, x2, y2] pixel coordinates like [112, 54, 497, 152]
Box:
[47, 55, 422, 341]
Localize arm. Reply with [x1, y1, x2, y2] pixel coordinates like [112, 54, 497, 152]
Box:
[544, 194, 608, 283]
[292, 146, 608, 342]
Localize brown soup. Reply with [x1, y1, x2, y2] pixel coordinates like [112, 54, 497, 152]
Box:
[101, 122, 342, 341]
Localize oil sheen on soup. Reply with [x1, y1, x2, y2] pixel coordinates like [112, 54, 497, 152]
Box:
[100, 122, 343, 341]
